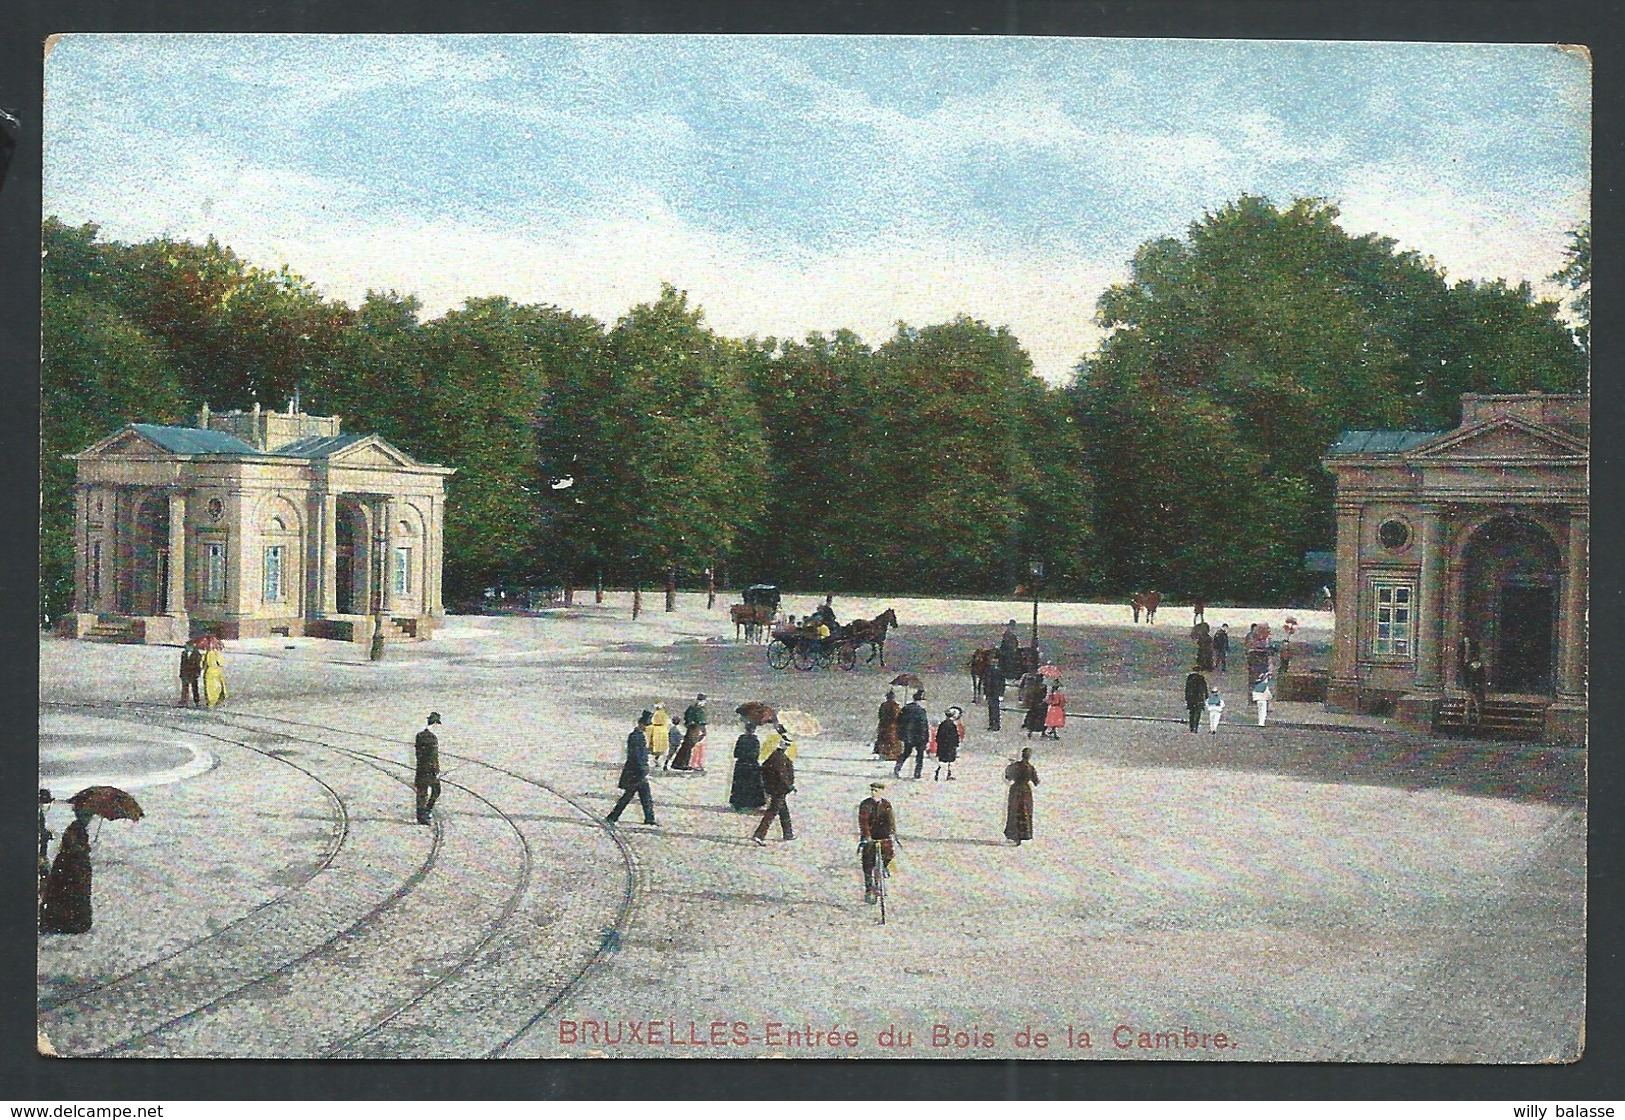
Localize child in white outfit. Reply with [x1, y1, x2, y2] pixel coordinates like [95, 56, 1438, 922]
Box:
[1205, 689, 1224, 733]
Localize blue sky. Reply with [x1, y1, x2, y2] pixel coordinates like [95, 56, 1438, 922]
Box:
[44, 35, 1590, 382]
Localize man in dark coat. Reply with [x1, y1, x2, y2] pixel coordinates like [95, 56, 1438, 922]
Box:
[998, 620, 1022, 676]
[752, 739, 795, 844]
[984, 664, 1006, 730]
[179, 640, 203, 707]
[607, 711, 658, 826]
[893, 690, 931, 779]
[857, 782, 897, 905]
[1184, 667, 1209, 733]
[1213, 624, 1230, 673]
[414, 712, 442, 825]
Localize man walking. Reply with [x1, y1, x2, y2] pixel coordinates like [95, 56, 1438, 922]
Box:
[607, 711, 658, 826]
[752, 736, 796, 844]
[1213, 623, 1230, 673]
[857, 782, 896, 905]
[414, 712, 443, 825]
[1184, 666, 1209, 733]
[984, 663, 1006, 731]
[178, 639, 202, 707]
[893, 690, 931, 780]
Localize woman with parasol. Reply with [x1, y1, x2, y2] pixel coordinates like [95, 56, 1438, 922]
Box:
[40, 786, 142, 934]
[874, 689, 902, 761]
[730, 704, 772, 811]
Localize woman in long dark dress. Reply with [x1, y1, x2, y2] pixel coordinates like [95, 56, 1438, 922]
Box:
[729, 724, 767, 811]
[1003, 748, 1040, 845]
[874, 691, 902, 760]
[1021, 675, 1047, 737]
[40, 806, 94, 934]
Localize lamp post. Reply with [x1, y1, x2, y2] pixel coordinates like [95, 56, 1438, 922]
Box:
[1028, 560, 1044, 650]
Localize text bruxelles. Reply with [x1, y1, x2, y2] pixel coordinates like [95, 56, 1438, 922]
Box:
[556, 1020, 1237, 1052]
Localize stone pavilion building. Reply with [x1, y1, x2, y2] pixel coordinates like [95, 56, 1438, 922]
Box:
[60, 402, 454, 644]
[1320, 393, 1587, 742]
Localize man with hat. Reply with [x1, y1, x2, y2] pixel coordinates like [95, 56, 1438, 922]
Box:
[752, 733, 796, 845]
[893, 689, 931, 780]
[607, 710, 658, 826]
[857, 782, 897, 905]
[414, 712, 443, 825]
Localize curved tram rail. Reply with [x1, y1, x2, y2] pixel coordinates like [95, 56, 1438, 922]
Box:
[37, 700, 640, 1059]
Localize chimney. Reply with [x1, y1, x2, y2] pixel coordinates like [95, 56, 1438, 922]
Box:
[198, 402, 211, 428]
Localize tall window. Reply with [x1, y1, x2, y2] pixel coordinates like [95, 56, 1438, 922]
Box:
[1372, 580, 1414, 657]
[90, 541, 102, 604]
[204, 543, 226, 603]
[264, 546, 285, 602]
[393, 546, 412, 597]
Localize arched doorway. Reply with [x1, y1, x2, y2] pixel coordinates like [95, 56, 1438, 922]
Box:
[334, 502, 370, 615]
[1460, 517, 1561, 695]
[129, 494, 170, 616]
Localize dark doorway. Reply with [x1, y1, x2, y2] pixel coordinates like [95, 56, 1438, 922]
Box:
[1497, 585, 1554, 694]
[336, 512, 357, 614]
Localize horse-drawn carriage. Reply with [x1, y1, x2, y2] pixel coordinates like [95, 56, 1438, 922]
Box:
[766, 626, 859, 671]
[765, 607, 899, 671]
[730, 585, 782, 642]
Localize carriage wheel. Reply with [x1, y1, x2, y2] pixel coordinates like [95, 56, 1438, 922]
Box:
[766, 640, 791, 669]
[792, 644, 818, 671]
[837, 642, 857, 671]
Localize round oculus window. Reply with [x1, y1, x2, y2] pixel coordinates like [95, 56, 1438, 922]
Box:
[1377, 519, 1411, 550]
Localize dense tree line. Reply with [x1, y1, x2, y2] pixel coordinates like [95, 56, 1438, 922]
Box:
[40, 197, 1585, 619]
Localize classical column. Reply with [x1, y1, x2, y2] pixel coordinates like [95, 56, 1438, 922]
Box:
[1330, 502, 1362, 683]
[378, 498, 395, 614]
[166, 490, 188, 617]
[318, 493, 338, 615]
[73, 485, 90, 612]
[1413, 504, 1446, 691]
[1559, 509, 1588, 700]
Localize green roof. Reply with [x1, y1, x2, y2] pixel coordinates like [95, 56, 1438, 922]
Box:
[271, 433, 367, 458]
[129, 424, 261, 455]
[1325, 429, 1444, 457]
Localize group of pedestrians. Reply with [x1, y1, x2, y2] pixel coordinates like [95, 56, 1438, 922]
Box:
[176, 637, 228, 708]
[642, 695, 711, 773]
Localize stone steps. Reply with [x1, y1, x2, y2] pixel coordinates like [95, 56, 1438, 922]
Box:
[1437, 697, 1548, 740]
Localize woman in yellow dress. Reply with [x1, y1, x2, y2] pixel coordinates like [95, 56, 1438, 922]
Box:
[201, 645, 228, 708]
[647, 703, 670, 769]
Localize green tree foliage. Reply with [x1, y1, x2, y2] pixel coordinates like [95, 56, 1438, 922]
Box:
[1077, 195, 1587, 600]
[538, 285, 770, 587]
[1550, 220, 1590, 346]
[736, 317, 1090, 595]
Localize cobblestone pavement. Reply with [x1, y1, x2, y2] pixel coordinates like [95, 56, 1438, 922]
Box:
[36, 596, 1586, 1061]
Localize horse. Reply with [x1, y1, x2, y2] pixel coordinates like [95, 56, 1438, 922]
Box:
[1131, 591, 1161, 624]
[845, 608, 899, 666]
[968, 648, 997, 702]
[730, 603, 773, 643]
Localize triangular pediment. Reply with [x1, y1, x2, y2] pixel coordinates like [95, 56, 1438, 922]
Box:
[326, 435, 423, 469]
[1407, 416, 1587, 462]
[76, 428, 170, 459]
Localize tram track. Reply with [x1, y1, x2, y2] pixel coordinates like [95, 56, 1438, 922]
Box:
[37, 699, 641, 1058]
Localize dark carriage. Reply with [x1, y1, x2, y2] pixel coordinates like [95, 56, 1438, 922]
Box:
[766, 625, 858, 672]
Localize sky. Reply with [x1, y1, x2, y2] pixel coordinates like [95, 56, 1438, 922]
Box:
[43, 35, 1590, 383]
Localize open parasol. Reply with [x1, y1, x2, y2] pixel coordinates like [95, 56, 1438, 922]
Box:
[735, 701, 777, 725]
[776, 709, 822, 738]
[889, 672, 924, 689]
[1036, 664, 1063, 679]
[68, 786, 144, 822]
[196, 634, 224, 651]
